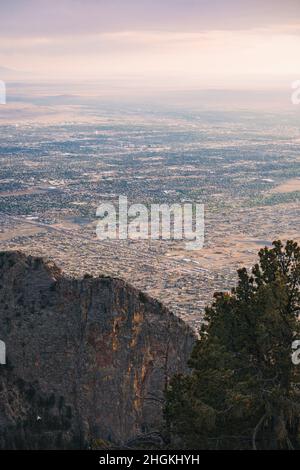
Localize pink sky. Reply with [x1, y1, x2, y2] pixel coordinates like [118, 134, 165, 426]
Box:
[1, 1, 300, 87]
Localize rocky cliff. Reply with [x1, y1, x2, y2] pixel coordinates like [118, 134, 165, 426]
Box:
[0, 251, 195, 449]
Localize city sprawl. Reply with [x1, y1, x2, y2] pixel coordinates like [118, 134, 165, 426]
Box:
[0, 94, 299, 327]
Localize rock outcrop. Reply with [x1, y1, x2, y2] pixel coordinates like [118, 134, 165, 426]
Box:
[0, 251, 195, 449]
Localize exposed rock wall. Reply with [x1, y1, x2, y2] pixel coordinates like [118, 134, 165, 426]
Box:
[0, 251, 195, 449]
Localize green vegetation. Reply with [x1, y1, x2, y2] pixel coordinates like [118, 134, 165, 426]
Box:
[248, 191, 300, 207]
[165, 240, 300, 449]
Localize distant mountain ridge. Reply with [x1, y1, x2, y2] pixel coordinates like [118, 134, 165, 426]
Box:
[0, 251, 194, 449]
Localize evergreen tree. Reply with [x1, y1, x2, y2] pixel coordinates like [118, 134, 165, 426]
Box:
[165, 240, 300, 449]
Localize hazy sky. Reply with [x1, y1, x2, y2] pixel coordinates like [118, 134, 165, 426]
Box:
[1, 0, 300, 87]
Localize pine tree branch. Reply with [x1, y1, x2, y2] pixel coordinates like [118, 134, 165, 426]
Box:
[252, 413, 267, 450]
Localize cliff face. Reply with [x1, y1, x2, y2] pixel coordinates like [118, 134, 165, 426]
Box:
[0, 251, 195, 449]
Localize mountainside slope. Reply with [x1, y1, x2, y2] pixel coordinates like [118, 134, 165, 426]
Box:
[0, 251, 195, 449]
